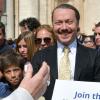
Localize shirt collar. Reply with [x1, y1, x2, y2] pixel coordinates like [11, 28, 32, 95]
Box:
[57, 39, 77, 54]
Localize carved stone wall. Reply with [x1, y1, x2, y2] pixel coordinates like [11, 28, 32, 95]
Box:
[6, 0, 100, 38]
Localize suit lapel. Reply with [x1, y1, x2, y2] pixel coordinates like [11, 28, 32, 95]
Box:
[74, 43, 90, 80]
[46, 44, 58, 79]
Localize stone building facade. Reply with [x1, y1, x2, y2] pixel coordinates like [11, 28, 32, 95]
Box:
[1, 0, 100, 39]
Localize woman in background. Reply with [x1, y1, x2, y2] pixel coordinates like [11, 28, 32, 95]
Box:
[16, 31, 37, 62]
[35, 24, 56, 50]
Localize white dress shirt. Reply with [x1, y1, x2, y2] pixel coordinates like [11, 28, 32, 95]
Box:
[57, 39, 77, 80]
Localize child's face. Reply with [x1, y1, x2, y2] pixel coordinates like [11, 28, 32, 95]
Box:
[3, 65, 23, 86]
[17, 39, 28, 59]
[0, 71, 3, 79]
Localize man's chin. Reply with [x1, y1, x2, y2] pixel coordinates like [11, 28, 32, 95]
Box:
[61, 40, 71, 46]
[10, 81, 19, 86]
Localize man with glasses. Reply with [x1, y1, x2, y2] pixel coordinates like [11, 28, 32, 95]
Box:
[32, 4, 100, 100]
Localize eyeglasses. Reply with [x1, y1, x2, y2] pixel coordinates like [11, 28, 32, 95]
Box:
[83, 41, 93, 44]
[35, 37, 51, 45]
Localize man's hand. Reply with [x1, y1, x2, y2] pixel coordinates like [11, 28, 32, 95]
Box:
[19, 61, 50, 99]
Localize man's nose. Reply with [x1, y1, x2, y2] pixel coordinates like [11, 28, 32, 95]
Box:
[11, 71, 16, 77]
[61, 23, 68, 30]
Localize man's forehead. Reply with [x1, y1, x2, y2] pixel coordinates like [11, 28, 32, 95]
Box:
[54, 8, 75, 14]
[95, 26, 100, 31]
[52, 8, 76, 22]
[4, 66, 21, 71]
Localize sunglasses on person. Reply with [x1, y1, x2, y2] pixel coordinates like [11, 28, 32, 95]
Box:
[83, 40, 93, 44]
[35, 37, 51, 45]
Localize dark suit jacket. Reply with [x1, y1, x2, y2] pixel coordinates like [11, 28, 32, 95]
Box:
[0, 40, 13, 54]
[32, 42, 100, 100]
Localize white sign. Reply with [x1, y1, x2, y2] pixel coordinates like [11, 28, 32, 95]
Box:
[52, 80, 100, 100]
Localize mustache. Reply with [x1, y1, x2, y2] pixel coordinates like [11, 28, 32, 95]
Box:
[57, 29, 73, 34]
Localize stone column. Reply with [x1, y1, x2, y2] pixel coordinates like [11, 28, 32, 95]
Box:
[14, 0, 19, 38]
[32, 0, 39, 18]
[39, 0, 57, 25]
[84, 0, 100, 35]
[39, 0, 47, 24]
[6, 0, 14, 39]
[19, 0, 39, 21]
[73, 0, 84, 33]
[46, 0, 52, 24]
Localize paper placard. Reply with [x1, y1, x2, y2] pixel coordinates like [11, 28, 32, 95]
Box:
[52, 80, 100, 100]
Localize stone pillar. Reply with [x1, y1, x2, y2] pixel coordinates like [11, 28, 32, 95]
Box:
[84, 0, 100, 35]
[47, 0, 52, 24]
[14, 0, 19, 38]
[31, 0, 39, 18]
[39, 0, 57, 25]
[6, 0, 14, 39]
[73, 0, 84, 33]
[19, 0, 39, 21]
[39, 0, 47, 24]
[48, 0, 57, 25]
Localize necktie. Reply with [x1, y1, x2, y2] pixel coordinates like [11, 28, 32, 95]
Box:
[59, 47, 71, 80]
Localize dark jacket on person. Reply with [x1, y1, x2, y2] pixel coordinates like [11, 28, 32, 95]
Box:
[0, 40, 13, 54]
[0, 82, 11, 98]
[32, 42, 100, 100]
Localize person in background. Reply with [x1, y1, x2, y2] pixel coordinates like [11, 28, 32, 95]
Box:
[19, 19, 28, 33]
[26, 17, 41, 35]
[0, 50, 26, 98]
[0, 22, 13, 54]
[32, 3, 100, 100]
[77, 33, 85, 45]
[19, 17, 41, 34]
[7, 38, 16, 49]
[93, 22, 100, 52]
[35, 24, 56, 50]
[82, 35, 96, 49]
[16, 31, 37, 62]
[2, 61, 50, 100]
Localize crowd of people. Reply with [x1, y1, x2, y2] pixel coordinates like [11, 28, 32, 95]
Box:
[0, 3, 100, 100]
[78, 22, 100, 51]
